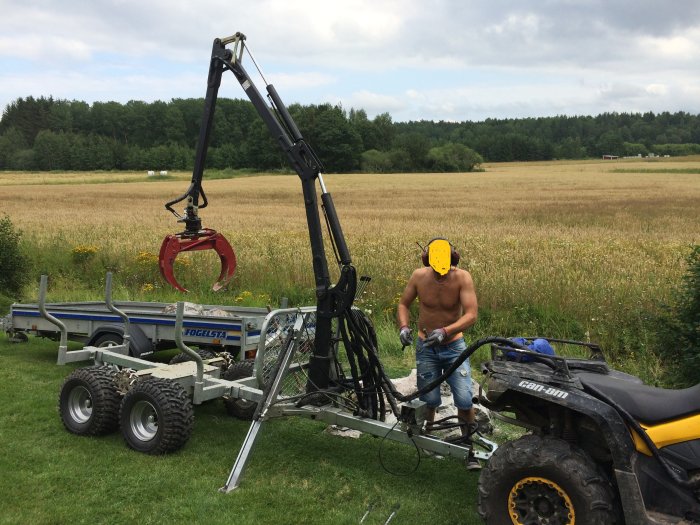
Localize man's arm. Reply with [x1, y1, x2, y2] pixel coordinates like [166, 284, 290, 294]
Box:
[443, 270, 478, 336]
[397, 271, 419, 328]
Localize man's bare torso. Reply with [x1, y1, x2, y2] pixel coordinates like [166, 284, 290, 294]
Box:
[414, 266, 467, 342]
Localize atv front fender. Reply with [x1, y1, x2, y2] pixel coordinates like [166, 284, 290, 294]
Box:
[482, 369, 650, 524]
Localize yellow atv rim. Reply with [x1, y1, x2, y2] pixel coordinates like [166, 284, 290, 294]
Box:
[508, 476, 575, 524]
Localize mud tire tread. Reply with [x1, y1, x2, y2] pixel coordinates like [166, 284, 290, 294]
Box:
[478, 434, 621, 525]
[119, 377, 194, 455]
[222, 359, 257, 420]
[168, 348, 217, 364]
[59, 365, 121, 436]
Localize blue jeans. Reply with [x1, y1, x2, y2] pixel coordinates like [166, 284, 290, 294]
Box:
[416, 337, 473, 410]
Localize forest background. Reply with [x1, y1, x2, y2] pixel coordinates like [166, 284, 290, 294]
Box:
[2, 96, 700, 173]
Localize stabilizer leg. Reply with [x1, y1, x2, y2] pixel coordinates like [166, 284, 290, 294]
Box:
[220, 313, 304, 493]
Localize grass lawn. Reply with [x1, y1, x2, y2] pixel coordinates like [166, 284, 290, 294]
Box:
[0, 334, 484, 525]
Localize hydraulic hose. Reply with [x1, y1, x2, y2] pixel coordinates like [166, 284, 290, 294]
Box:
[384, 333, 527, 403]
[336, 304, 529, 417]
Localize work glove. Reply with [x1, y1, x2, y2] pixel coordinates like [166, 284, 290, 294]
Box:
[423, 328, 447, 348]
[399, 326, 413, 347]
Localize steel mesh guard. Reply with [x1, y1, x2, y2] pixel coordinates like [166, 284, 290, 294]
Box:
[254, 308, 317, 398]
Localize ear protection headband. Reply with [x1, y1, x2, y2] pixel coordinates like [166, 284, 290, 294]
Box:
[421, 237, 460, 267]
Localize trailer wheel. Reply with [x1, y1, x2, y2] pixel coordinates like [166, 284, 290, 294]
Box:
[222, 359, 258, 420]
[93, 332, 123, 348]
[478, 434, 621, 525]
[59, 365, 121, 436]
[119, 377, 194, 455]
[169, 348, 217, 364]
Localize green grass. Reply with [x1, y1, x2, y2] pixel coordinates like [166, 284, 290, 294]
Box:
[0, 334, 484, 525]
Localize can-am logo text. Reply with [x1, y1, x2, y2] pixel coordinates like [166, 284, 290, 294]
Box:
[518, 380, 569, 399]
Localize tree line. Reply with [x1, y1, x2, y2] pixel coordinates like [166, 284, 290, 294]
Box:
[1, 96, 699, 173]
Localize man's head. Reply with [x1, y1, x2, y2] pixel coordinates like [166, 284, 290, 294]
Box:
[421, 238, 460, 275]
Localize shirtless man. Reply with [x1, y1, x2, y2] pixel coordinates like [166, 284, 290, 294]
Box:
[396, 238, 480, 469]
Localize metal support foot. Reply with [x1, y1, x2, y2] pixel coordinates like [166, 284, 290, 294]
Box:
[220, 313, 305, 493]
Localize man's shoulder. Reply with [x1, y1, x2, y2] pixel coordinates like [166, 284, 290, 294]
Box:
[453, 267, 474, 283]
[410, 267, 435, 282]
[412, 267, 471, 279]
[410, 266, 430, 277]
[453, 267, 472, 278]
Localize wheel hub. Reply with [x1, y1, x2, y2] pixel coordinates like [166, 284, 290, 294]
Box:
[509, 476, 575, 525]
[68, 385, 93, 424]
[130, 400, 159, 442]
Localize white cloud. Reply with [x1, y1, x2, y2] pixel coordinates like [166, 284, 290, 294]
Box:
[0, 35, 92, 61]
[639, 29, 700, 65]
[646, 84, 669, 96]
[342, 90, 405, 116]
[1, 1, 700, 120]
[485, 13, 541, 39]
[267, 72, 336, 90]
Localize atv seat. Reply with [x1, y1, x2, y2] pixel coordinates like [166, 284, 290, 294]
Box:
[577, 371, 700, 424]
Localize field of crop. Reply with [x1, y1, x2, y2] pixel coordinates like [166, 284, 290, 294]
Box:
[2, 158, 699, 378]
[0, 158, 699, 524]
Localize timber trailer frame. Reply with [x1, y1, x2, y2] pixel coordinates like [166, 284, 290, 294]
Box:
[45, 272, 498, 488]
[51, 33, 503, 493]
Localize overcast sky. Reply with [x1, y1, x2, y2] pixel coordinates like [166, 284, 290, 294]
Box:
[2, 0, 700, 122]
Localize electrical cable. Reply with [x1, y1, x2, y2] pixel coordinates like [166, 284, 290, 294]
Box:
[377, 419, 422, 477]
[272, 389, 361, 413]
[282, 344, 361, 413]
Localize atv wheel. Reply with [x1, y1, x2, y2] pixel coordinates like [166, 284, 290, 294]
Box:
[119, 377, 194, 454]
[168, 348, 217, 364]
[59, 365, 121, 436]
[222, 359, 258, 420]
[478, 434, 621, 525]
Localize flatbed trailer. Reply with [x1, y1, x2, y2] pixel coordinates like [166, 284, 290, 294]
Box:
[2, 292, 270, 362]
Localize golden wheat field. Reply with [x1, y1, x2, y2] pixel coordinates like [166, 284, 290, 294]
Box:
[1, 158, 699, 377]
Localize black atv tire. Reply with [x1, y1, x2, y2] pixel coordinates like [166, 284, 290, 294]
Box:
[478, 434, 621, 525]
[119, 377, 194, 455]
[59, 365, 121, 436]
[168, 348, 217, 364]
[222, 359, 258, 420]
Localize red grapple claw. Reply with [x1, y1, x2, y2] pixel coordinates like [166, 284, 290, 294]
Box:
[158, 229, 237, 293]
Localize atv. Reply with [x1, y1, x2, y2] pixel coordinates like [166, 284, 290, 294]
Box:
[477, 338, 700, 524]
